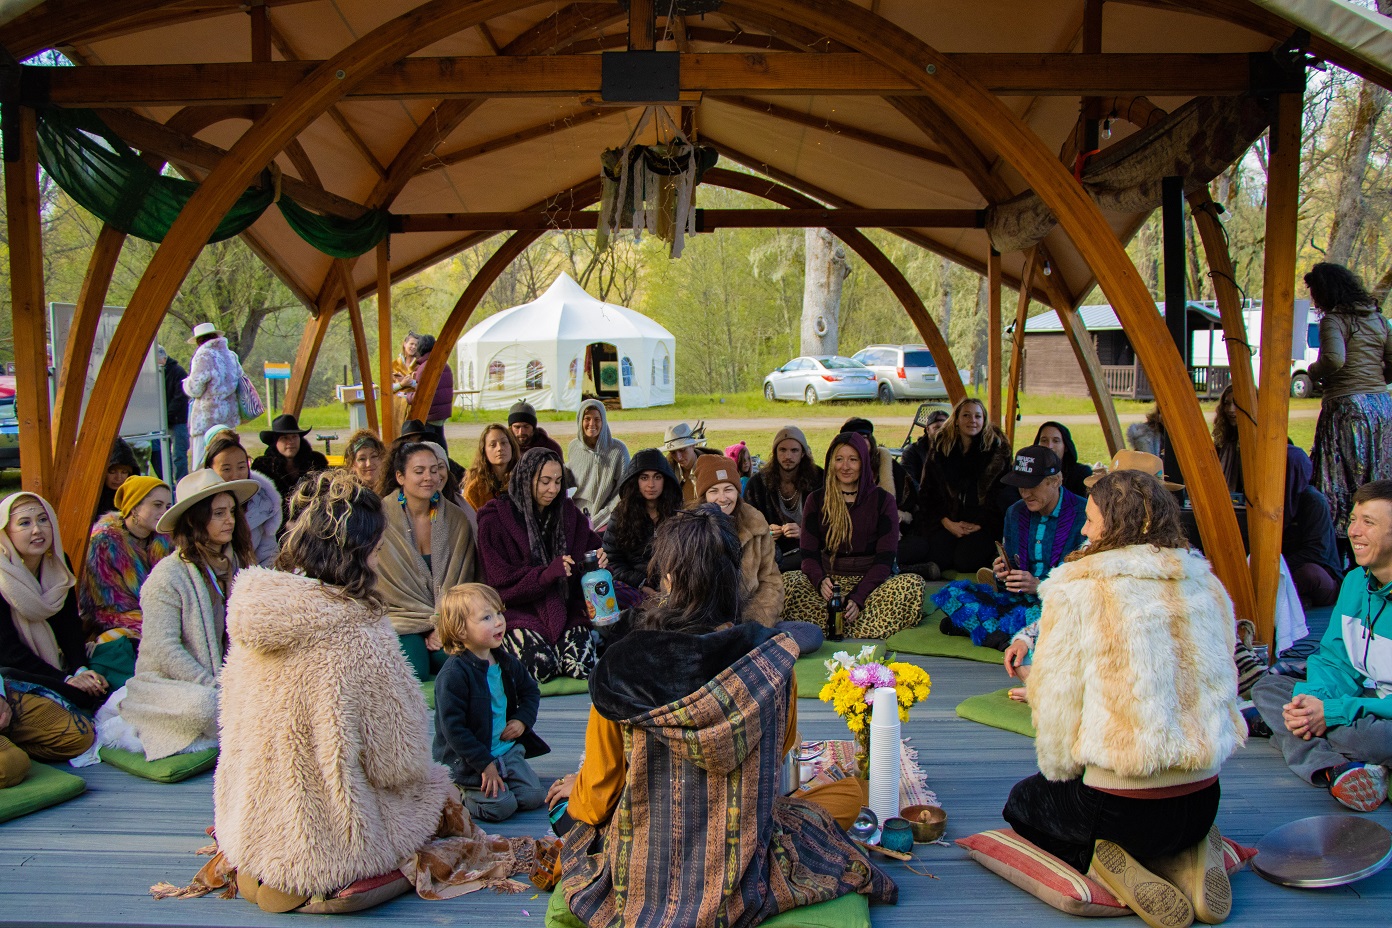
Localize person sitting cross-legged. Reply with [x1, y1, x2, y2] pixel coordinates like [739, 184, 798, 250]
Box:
[1253, 478, 1392, 812]
[934, 446, 1086, 653]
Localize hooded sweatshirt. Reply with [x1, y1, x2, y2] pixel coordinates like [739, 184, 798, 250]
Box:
[1296, 566, 1392, 728]
[602, 448, 681, 589]
[745, 426, 823, 559]
[1309, 305, 1392, 400]
[215, 567, 451, 896]
[567, 399, 630, 531]
[798, 432, 901, 607]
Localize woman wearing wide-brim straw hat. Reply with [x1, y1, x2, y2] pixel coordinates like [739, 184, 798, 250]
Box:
[108, 470, 258, 760]
[1084, 449, 1184, 492]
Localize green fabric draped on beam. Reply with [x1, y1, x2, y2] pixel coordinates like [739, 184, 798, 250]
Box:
[34, 106, 389, 257]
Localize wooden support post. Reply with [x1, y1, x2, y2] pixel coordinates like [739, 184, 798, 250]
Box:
[249, 0, 270, 62]
[4, 104, 54, 500]
[1005, 247, 1038, 446]
[1250, 91, 1303, 648]
[410, 231, 544, 421]
[377, 238, 395, 442]
[987, 247, 1002, 426]
[1189, 187, 1261, 499]
[629, 0, 654, 51]
[338, 260, 379, 436]
[283, 310, 335, 417]
[52, 225, 126, 492]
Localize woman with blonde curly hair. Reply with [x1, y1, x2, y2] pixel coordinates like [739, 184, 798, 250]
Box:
[1002, 469, 1244, 927]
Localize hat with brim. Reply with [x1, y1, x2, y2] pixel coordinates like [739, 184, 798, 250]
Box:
[259, 413, 311, 446]
[663, 422, 699, 451]
[399, 419, 431, 441]
[1084, 449, 1184, 491]
[157, 468, 260, 534]
[1001, 445, 1062, 488]
[187, 322, 223, 344]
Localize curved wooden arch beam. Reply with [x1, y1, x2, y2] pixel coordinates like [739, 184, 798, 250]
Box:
[726, 0, 1254, 620]
[57, 0, 540, 555]
[405, 230, 544, 421]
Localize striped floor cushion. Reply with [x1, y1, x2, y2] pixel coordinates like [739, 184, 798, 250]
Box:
[957, 829, 1256, 917]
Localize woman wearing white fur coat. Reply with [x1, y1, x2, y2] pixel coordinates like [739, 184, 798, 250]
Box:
[214, 472, 451, 907]
[1004, 470, 1245, 928]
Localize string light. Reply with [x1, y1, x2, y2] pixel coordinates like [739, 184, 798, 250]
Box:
[1101, 118, 1113, 140]
[1042, 260, 1052, 277]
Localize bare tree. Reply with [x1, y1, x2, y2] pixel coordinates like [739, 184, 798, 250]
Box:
[800, 228, 849, 355]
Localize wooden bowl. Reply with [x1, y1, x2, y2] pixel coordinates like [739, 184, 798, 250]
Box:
[900, 804, 947, 842]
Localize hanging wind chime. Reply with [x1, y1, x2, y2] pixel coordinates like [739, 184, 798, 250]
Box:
[595, 106, 718, 260]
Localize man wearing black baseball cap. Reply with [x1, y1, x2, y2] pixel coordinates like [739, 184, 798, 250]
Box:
[932, 444, 1089, 658]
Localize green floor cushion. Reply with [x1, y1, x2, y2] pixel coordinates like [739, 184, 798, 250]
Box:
[956, 687, 1036, 737]
[99, 746, 218, 783]
[539, 676, 591, 698]
[423, 674, 589, 711]
[885, 622, 1004, 664]
[0, 762, 86, 823]
[544, 887, 870, 928]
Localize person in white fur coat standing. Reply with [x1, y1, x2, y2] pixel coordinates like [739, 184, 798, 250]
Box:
[1003, 470, 1245, 928]
[183, 322, 243, 471]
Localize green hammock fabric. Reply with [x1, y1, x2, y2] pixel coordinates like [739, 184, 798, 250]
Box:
[278, 196, 390, 259]
[35, 106, 389, 257]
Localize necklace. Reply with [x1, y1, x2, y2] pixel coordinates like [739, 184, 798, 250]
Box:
[778, 486, 799, 505]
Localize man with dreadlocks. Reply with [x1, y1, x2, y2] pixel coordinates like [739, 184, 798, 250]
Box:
[777, 432, 925, 639]
[477, 447, 605, 684]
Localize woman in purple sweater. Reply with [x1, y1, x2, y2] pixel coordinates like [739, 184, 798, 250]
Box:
[476, 447, 605, 683]
[778, 432, 925, 639]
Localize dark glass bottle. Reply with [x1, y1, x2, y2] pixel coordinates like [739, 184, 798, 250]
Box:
[827, 582, 845, 641]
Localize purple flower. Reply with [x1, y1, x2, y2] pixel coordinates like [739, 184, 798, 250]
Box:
[848, 662, 896, 693]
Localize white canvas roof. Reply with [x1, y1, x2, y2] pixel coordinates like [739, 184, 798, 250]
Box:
[456, 273, 675, 412]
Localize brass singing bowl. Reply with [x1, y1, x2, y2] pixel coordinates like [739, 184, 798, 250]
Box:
[900, 804, 947, 843]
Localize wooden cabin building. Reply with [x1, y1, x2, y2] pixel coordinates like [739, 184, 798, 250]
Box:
[1020, 302, 1224, 400]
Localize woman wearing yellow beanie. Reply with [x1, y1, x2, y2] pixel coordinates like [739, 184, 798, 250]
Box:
[79, 476, 174, 688]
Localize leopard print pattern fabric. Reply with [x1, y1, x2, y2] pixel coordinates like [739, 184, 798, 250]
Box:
[778, 570, 925, 639]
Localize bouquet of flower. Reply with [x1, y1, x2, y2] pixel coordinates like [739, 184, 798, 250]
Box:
[819, 645, 932, 734]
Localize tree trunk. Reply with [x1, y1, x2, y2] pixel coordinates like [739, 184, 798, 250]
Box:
[800, 228, 849, 356]
[1326, 78, 1388, 266]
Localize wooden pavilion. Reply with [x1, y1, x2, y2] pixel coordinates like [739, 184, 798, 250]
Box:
[2, 0, 1391, 651]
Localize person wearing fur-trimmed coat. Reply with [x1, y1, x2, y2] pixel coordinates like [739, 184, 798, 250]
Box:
[183, 333, 242, 467]
[242, 469, 282, 567]
[1003, 470, 1245, 890]
[215, 566, 452, 899]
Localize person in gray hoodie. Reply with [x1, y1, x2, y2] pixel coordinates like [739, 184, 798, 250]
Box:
[566, 399, 629, 531]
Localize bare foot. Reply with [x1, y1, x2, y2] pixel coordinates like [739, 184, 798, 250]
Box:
[1008, 687, 1029, 703]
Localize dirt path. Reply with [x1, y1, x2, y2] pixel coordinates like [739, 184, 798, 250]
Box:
[442, 407, 1320, 443]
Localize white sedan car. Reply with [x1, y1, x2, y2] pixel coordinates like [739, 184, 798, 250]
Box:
[763, 356, 879, 405]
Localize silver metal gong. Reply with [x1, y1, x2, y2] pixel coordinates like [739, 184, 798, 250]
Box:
[1252, 815, 1392, 888]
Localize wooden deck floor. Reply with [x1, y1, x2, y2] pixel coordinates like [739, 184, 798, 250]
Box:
[2, 651, 1390, 928]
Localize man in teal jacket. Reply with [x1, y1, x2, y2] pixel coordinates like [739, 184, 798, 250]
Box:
[1254, 480, 1392, 812]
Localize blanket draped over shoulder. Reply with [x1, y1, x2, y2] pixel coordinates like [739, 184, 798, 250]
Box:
[562, 624, 896, 928]
[377, 499, 476, 635]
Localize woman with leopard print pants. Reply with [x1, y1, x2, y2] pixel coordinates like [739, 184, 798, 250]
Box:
[477, 448, 604, 683]
[778, 431, 924, 639]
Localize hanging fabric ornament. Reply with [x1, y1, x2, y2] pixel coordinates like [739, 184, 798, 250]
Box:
[595, 106, 717, 260]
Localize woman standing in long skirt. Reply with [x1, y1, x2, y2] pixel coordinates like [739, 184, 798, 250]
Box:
[1307, 262, 1392, 541]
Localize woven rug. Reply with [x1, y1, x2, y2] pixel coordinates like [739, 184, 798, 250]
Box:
[805, 739, 938, 809]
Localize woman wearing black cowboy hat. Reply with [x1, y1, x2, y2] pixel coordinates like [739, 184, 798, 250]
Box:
[251, 414, 329, 531]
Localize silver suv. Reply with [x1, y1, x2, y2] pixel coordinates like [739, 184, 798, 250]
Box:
[851, 344, 948, 403]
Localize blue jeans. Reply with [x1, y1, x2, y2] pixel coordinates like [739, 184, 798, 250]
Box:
[151, 423, 190, 482]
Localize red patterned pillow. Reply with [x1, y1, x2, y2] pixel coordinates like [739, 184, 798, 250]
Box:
[956, 829, 1256, 918]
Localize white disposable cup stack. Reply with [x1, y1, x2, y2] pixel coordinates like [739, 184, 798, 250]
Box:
[868, 686, 902, 827]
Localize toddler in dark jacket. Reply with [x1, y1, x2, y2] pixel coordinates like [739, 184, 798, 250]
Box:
[432, 583, 549, 822]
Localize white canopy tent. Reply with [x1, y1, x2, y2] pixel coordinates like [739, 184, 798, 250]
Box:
[455, 273, 676, 412]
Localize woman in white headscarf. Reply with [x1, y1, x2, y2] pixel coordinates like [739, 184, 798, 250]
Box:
[0, 493, 107, 712]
